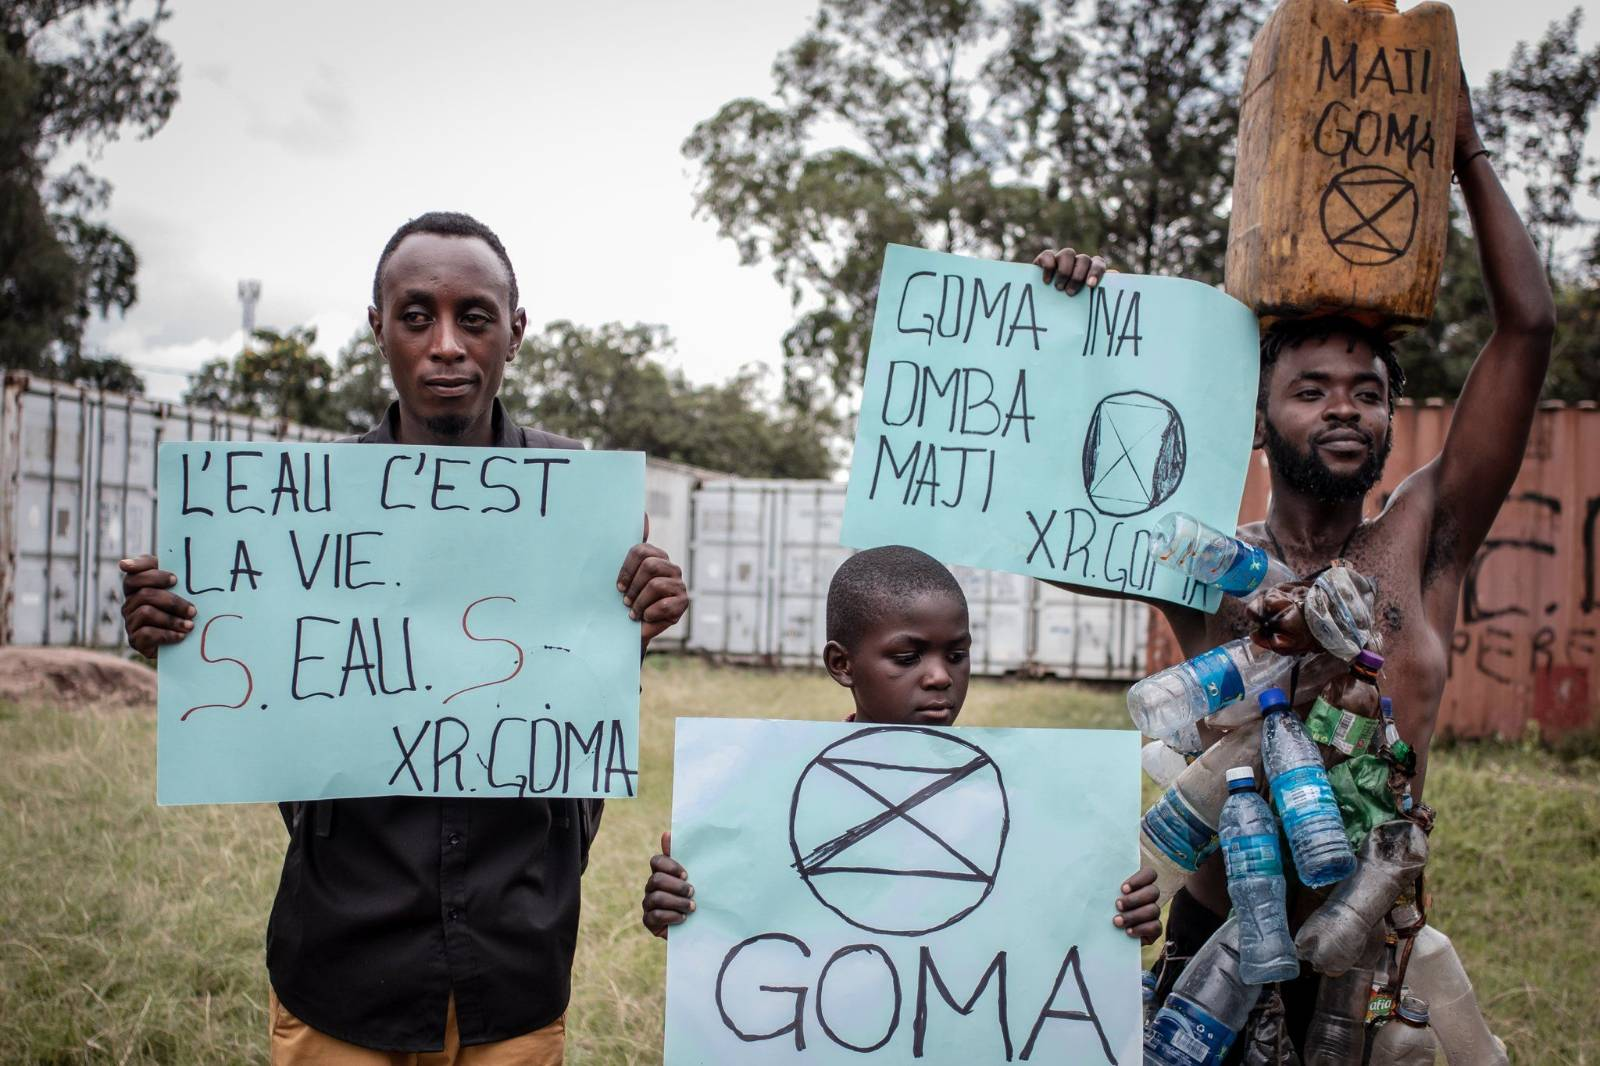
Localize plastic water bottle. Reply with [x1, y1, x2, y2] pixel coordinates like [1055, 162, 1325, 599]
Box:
[1260, 687, 1355, 888]
[1144, 917, 1261, 1065]
[1405, 926, 1511, 1065]
[1142, 740, 1191, 789]
[1302, 927, 1385, 1065]
[1218, 766, 1299, 985]
[1368, 997, 1440, 1065]
[1152, 512, 1296, 595]
[1139, 724, 1265, 905]
[1296, 820, 1428, 975]
[1380, 696, 1416, 814]
[1141, 969, 1159, 1023]
[1128, 638, 1295, 738]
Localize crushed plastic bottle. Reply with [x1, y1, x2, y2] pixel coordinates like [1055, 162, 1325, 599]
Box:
[1260, 687, 1355, 888]
[1219, 766, 1299, 985]
[1139, 723, 1265, 905]
[1144, 917, 1262, 1065]
[1129, 638, 1295, 738]
[1143, 740, 1192, 790]
[1306, 650, 1384, 758]
[1369, 996, 1439, 1065]
[1301, 927, 1385, 1065]
[1296, 820, 1429, 975]
[1405, 925, 1511, 1065]
[1152, 512, 1296, 596]
[1142, 968, 1159, 1024]
[1303, 563, 1378, 662]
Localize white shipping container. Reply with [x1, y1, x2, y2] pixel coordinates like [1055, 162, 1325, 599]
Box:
[684, 479, 1148, 680]
[0, 374, 341, 647]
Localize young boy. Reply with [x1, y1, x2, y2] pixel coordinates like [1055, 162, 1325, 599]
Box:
[640, 544, 1162, 942]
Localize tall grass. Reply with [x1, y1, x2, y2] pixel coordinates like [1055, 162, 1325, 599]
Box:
[1, 658, 1594, 1063]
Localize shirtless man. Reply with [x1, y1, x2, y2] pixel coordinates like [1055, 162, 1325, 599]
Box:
[1034, 73, 1553, 1043]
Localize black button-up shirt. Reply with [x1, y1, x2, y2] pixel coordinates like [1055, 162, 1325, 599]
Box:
[266, 401, 603, 1051]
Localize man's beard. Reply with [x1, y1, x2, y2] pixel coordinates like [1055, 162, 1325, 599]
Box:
[424, 414, 473, 438]
[1262, 418, 1392, 503]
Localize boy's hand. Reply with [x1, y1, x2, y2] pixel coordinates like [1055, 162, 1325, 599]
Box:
[617, 515, 688, 647]
[1112, 866, 1162, 944]
[1033, 246, 1109, 295]
[120, 554, 195, 658]
[643, 831, 696, 939]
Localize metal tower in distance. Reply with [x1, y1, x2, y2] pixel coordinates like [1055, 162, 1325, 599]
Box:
[237, 279, 261, 350]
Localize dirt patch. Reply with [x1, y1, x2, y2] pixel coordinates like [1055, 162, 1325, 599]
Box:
[0, 646, 155, 709]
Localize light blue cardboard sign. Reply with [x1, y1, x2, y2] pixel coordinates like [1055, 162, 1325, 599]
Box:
[842, 244, 1262, 612]
[155, 442, 643, 805]
[665, 718, 1141, 1065]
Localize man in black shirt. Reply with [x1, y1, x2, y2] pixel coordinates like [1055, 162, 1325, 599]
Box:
[120, 212, 689, 1063]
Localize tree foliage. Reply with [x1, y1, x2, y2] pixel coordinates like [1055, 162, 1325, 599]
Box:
[684, 0, 1263, 417]
[1399, 8, 1600, 402]
[509, 321, 833, 478]
[0, 1, 179, 390]
[184, 328, 339, 428]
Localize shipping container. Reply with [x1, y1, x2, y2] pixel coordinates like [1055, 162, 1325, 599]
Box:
[0, 373, 340, 647]
[685, 479, 1149, 679]
[1144, 400, 1600, 739]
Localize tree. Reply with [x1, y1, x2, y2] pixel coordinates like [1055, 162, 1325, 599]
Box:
[1399, 8, 1600, 403]
[0, 2, 179, 388]
[1477, 8, 1600, 275]
[510, 321, 833, 478]
[683, 0, 1264, 417]
[185, 327, 340, 429]
[329, 330, 392, 433]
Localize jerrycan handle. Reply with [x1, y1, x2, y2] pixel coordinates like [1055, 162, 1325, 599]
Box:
[1348, 0, 1400, 11]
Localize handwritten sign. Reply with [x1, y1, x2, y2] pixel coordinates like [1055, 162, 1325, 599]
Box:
[841, 244, 1260, 611]
[155, 443, 644, 805]
[664, 719, 1141, 1064]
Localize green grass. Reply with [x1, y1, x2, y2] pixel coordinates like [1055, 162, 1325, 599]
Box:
[1, 658, 1596, 1063]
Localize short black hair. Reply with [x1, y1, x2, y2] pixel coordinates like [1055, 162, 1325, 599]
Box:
[371, 211, 518, 312]
[826, 545, 968, 650]
[1259, 316, 1405, 413]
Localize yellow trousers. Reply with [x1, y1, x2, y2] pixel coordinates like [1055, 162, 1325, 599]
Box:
[269, 989, 565, 1066]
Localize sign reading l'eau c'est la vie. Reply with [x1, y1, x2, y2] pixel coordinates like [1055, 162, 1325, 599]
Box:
[155, 442, 644, 806]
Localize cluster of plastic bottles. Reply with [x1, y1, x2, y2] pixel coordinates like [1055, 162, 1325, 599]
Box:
[1137, 514, 1509, 1064]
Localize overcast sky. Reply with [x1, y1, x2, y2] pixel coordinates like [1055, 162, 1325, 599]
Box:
[75, 0, 1598, 403]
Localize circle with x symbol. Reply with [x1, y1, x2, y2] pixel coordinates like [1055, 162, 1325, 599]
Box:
[1320, 164, 1419, 266]
[788, 727, 1009, 936]
[1081, 391, 1187, 518]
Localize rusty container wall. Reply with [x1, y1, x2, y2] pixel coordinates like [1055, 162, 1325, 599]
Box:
[1145, 401, 1600, 738]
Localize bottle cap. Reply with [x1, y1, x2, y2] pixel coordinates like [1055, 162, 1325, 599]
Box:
[1225, 766, 1255, 790]
[1396, 996, 1429, 1025]
[1259, 687, 1289, 714]
[1350, 643, 1388, 669]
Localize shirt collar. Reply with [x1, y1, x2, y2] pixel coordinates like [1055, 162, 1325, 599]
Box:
[362, 398, 523, 447]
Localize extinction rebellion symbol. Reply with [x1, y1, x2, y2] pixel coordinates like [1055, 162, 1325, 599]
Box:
[788, 727, 1010, 936]
[1320, 164, 1419, 266]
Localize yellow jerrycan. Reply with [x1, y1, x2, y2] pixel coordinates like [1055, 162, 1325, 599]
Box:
[1226, 0, 1459, 332]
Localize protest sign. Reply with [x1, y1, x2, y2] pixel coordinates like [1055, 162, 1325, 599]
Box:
[155, 442, 643, 805]
[841, 244, 1260, 611]
[665, 718, 1141, 1064]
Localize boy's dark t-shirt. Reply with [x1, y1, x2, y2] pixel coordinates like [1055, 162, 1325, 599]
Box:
[265, 401, 602, 1052]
